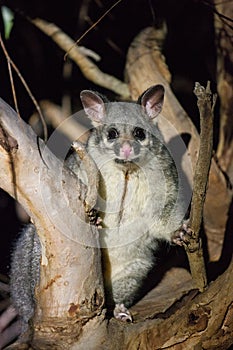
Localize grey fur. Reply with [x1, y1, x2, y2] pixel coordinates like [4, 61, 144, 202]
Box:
[80, 85, 185, 313]
[10, 224, 41, 334]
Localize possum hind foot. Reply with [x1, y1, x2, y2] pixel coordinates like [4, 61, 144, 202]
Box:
[113, 304, 133, 322]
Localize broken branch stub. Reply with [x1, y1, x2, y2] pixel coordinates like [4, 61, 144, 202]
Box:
[184, 81, 217, 292]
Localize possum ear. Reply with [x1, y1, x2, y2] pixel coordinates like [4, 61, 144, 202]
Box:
[80, 90, 107, 125]
[138, 85, 165, 120]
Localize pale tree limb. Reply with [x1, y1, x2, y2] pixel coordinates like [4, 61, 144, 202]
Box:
[30, 18, 130, 99]
[29, 99, 89, 143]
[0, 306, 21, 350]
[77, 46, 101, 62]
[0, 281, 20, 347]
[0, 99, 105, 347]
[0, 306, 18, 333]
[0, 281, 9, 294]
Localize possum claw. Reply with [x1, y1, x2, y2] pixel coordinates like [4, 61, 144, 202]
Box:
[113, 304, 133, 322]
[172, 220, 192, 246]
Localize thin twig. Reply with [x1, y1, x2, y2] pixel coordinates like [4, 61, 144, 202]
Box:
[202, 0, 233, 30]
[185, 81, 217, 292]
[0, 34, 21, 118]
[202, 0, 233, 22]
[0, 33, 48, 142]
[30, 18, 130, 99]
[64, 0, 123, 60]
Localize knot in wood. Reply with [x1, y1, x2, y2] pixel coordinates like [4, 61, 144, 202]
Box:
[0, 122, 18, 152]
[188, 305, 211, 332]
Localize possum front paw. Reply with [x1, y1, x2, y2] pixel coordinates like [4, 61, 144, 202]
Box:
[113, 304, 133, 322]
[171, 220, 192, 246]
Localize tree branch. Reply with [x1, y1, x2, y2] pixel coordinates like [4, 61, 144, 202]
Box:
[29, 100, 89, 143]
[183, 82, 217, 291]
[30, 18, 130, 99]
[190, 82, 217, 234]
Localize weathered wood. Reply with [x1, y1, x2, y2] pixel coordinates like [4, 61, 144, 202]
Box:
[124, 258, 233, 350]
[0, 98, 105, 347]
[182, 82, 216, 292]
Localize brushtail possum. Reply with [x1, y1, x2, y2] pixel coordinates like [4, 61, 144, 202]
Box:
[10, 85, 186, 330]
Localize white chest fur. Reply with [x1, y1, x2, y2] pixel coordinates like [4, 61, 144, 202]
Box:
[97, 159, 169, 248]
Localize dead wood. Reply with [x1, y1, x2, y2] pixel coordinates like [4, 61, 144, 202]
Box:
[179, 82, 216, 292]
[29, 100, 88, 143]
[123, 257, 233, 350]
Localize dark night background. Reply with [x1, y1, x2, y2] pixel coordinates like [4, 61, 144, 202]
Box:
[0, 0, 217, 276]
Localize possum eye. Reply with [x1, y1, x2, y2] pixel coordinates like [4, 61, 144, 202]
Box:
[133, 127, 146, 141]
[107, 128, 119, 141]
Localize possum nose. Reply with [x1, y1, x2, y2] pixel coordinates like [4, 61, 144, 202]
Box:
[121, 143, 132, 159]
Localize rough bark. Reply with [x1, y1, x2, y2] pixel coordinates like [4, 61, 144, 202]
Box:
[182, 82, 216, 292]
[124, 258, 233, 350]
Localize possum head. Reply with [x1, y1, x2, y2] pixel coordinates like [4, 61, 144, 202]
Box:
[80, 85, 165, 167]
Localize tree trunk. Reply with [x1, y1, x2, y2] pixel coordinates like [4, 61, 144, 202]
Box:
[0, 99, 106, 348]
